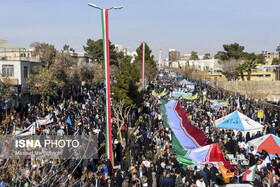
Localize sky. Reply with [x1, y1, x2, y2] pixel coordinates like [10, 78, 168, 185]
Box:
[1, 0, 280, 60]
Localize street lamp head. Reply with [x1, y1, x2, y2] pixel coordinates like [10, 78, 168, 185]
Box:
[88, 3, 101, 9]
[112, 5, 123, 9]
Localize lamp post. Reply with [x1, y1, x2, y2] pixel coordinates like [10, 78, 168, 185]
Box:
[88, 2, 123, 166]
[138, 40, 150, 88]
[277, 44, 280, 60]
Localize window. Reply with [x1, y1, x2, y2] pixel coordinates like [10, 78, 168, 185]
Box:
[24, 66, 29, 78]
[2, 65, 14, 77]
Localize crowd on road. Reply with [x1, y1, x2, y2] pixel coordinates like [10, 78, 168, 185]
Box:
[0, 69, 279, 187]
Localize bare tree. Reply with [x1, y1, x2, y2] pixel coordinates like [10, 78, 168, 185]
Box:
[220, 59, 241, 81]
[112, 100, 134, 147]
[239, 82, 269, 100]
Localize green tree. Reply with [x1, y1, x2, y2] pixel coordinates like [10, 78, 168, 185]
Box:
[203, 53, 211, 60]
[83, 39, 118, 66]
[190, 51, 199, 60]
[30, 42, 57, 69]
[217, 43, 246, 60]
[27, 67, 58, 112]
[235, 63, 246, 81]
[243, 53, 266, 81]
[272, 58, 280, 65]
[111, 56, 143, 106]
[215, 43, 246, 80]
[135, 43, 157, 84]
[63, 44, 75, 53]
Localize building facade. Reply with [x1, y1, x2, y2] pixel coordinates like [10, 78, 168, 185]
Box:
[168, 49, 180, 65]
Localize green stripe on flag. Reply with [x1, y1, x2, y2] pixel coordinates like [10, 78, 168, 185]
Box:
[160, 100, 195, 168]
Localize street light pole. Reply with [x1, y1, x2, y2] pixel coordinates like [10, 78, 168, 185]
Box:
[138, 40, 150, 88]
[276, 44, 280, 80]
[277, 44, 280, 62]
[88, 2, 123, 167]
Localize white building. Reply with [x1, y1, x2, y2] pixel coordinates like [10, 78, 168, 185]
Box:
[0, 40, 43, 107]
[115, 44, 127, 56]
[127, 51, 137, 63]
[188, 59, 220, 71]
[170, 58, 220, 71]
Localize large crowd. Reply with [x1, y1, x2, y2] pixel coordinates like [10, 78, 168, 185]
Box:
[0, 70, 279, 187]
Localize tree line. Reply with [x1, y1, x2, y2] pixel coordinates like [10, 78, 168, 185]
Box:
[0, 39, 157, 113]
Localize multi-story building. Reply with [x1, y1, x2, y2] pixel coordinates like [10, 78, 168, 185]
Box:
[70, 52, 92, 66]
[115, 44, 127, 56]
[261, 51, 279, 65]
[0, 40, 43, 107]
[168, 49, 180, 65]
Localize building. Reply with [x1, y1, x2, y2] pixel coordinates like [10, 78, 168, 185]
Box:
[259, 65, 280, 72]
[168, 49, 180, 65]
[0, 40, 43, 107]
[188, 59, 220, 72]
[0, 40, 32, 60]
[70, 52, 92, 66]
[115, 44, 127, 56]
[180, 54, 191, 61]
[261, 51, 279, 65]
[127, 51, 137, 63]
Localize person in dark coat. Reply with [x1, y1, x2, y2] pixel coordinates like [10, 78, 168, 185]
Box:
[163, 173, 174, 187]
[203, 164, 210, 183]
[120, 156, 129, 171]
[198, 166, 208, 186]
[209, 163, 219, 185]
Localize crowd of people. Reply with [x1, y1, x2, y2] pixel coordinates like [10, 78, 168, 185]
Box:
[0, 69, 279, 187]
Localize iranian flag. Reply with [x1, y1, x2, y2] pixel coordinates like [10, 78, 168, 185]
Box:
[161, 140, 169, 152]
[161, 100, 234, 170]
[101, 9, 113, 166]
[242, 165, 257, 182]
[36, 114, 53, 126]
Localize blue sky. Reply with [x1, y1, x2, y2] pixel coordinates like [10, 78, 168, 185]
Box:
[1, 0, 280, 59]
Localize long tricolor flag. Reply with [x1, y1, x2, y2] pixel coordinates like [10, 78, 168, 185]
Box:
[36, 114, 54, 126]
[142, 42, 145, 87]
[242, 164, 257, 182]
[101, 9, 113, 166]
[161, 100, 233, 170]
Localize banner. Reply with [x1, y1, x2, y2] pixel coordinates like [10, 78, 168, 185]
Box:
[152, 90, 157, 97]
[152, 90, 166, 97]
[183, 93, 198, 100]
[172, 91, 184, 98]
[210, 100, 228, 110]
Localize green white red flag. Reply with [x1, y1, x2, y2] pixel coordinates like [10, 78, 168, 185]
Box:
[242, 164, 257, 182]
[101, 9, 113, 166]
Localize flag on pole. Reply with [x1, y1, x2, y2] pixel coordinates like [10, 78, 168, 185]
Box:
[161, 141, 168, 151]
[103, 165, 109, 180]
[203, 96, 207, 105]
[242, 164, 257, 182]
[236, 96, 240, 110]
[101, 8, 113, 166]
[152, 90, 158, 97]
[66, 116, 72, 126]
[142, 42, 145, 87]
